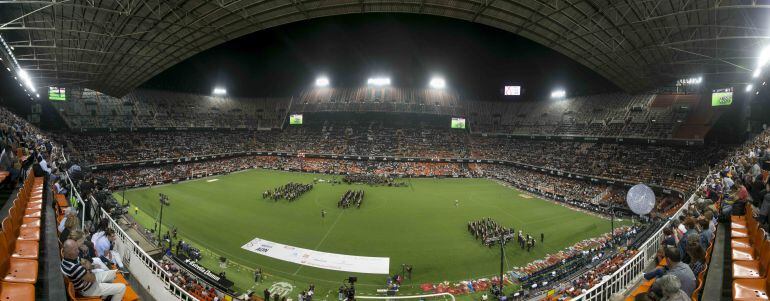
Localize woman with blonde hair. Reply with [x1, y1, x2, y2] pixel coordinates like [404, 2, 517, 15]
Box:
[58, 216, 79, 243]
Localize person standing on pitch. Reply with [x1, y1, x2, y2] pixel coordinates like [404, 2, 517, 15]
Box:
[406, 265, 413, 280]
[321, 209, 326, 218]
[455, 200, 459, 207]
[540, 233, 544, 242]
[254, 268, 262, 283]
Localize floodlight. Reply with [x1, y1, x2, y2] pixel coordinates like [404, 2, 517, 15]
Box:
[367, 77, 391, 86]
[35, 93, 39, 98]
[679, 77, 702, 85]
[315, 76, 330, 87]
[17, 69, 35, 92]
[746, 84, 754, 92]
[429, 77, 446, 89]
[754, 68, 762, 78]
[212, 87, 227, 95]
[759, 46, 770, 68]
[550, 89, 566, 99]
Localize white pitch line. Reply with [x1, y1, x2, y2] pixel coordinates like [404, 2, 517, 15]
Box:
[292, 210, 345, 275]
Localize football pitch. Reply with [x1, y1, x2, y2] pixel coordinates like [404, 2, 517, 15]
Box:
[119, 169, 620, 296]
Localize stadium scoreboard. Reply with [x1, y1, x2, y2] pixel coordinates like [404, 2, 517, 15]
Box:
[504, 86, 521, 96]
[48, 87, 66, 101]
[451, 117, 466, 129]
[289, 114, 303, 125]
[711, 88, 733, 106]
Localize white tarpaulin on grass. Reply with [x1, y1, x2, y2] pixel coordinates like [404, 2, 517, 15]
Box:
[241, 237, 390, 274]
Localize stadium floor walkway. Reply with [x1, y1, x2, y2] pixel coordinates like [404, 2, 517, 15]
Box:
[702, 223, 727, 300]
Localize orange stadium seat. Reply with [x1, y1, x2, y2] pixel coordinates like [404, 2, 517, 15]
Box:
[733, 229, 766, 262]
[113, 273, 140, 301]
[65, 279, 101, 301]
[0, 281, 34, 301]
[0, 244, 37, 284]
[733, 271, 770, 300]
[734, 239, 770, 279]
[0, 230, 37, 260]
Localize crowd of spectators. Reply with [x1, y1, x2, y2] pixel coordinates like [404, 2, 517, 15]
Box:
[56, 89, 697, 140]
[159, 258, 224, 301]
[64, 120, 719, 194]
[94, 156, 472, 188]
[343, 174, 404, 186]
[549, 248, 638, 299]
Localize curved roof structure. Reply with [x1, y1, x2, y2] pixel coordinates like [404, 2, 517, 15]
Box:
[0, 0, 767, 97]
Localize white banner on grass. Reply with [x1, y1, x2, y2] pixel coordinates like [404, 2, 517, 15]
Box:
[241, 237, 390, 274]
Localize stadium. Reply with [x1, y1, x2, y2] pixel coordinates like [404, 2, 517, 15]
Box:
[0, 1, 768, 301]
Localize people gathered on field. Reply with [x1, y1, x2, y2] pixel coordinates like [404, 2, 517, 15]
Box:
[338, 190, 364, 208]
[467, 218, 514, 247]
[343, 174, 406, 186]
[263, 182, 313, 201]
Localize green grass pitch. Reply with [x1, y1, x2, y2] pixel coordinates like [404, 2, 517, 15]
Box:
[119, 169, 620, 297]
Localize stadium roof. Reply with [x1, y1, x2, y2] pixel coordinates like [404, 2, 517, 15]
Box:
[0, 0, 767, 97]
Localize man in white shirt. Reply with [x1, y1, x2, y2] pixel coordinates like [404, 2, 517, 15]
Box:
[54, 180, 67, 194]
[92, 228, 127, 272]
[38, 157, 51, 174]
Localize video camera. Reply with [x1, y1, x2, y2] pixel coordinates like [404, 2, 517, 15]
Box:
[94, 191, 127, 218]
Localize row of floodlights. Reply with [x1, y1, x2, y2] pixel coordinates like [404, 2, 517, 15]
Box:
[214, 76, 447, 95]
[0, 34, 38, 100]
[314, 76, 445, 89]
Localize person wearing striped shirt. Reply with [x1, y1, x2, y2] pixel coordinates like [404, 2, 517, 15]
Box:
[60, 239, 125, 300]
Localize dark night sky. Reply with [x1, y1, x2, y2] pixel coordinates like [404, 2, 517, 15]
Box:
[141, 13, 620, 100]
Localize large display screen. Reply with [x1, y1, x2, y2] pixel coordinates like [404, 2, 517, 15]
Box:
[711, 88, 733, 106]
[451, 117, 466, 129]
[504, 86, 521, 96]
[49, 87, 66, 101]
[289, 114, 303, 125]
